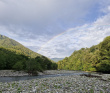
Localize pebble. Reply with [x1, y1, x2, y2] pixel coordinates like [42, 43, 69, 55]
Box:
[0, 70, 110, 93]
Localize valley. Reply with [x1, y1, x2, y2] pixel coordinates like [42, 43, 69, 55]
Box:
[0, 35, 110, 93]
[0, 1, 110, 92]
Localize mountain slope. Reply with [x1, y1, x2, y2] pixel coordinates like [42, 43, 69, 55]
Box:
[0, 34, 58, 71]
[57, 36, 110, 72]
[0, 34, 41, 58]
[0, 47, 58, 71]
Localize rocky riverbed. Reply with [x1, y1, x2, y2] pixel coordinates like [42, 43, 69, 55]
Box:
[0, 70, 86, 76]
[0, 70, 110, 93]
[0, 70, 28, 77]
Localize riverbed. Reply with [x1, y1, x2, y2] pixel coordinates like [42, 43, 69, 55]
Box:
[0, 70, 110, 93]
[0, 72, 88, 82]
[0, 70, 88, 82]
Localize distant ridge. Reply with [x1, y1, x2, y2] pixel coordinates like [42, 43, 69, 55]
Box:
[0, 34, 41, 58]
[51, 58, 64, 62]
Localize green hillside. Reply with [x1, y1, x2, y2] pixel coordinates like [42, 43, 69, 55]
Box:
[0, 34, 41, 58]
[0, 47, 57, 74]
[0, 34, 58, 74]
[57, 36, 110, 72]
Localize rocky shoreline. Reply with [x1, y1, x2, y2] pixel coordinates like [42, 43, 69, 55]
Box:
[0, 70, 110, 80]
[0, 70, 28, 77]
[0, 70, 85, 77]
[0, 70, 110, 93]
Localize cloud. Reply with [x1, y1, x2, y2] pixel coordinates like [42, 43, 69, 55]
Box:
[0, 0, 110, 58]
[0, 0, 99, 36]
[38, 7, 110, 58]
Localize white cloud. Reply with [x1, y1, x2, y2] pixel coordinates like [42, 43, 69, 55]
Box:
[0, 0, 110, 58]
[38, 8, 110, 58]
[0, 0, 99, 30]
[0, 0, 100, 46]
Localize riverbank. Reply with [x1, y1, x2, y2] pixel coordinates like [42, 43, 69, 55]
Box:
[43, 70, 85, 75]
[0, 70, 110, 80]
[0, 70, 28, 77]
[0, 70, 86, 76]
[0, 70, 110, 92]
[0, 73, 110, 93]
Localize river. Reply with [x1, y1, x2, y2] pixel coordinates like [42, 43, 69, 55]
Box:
[0, 72, 88, 82]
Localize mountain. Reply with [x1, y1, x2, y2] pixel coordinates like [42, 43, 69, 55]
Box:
[51, 58, 64, 62]
[0, 47, 58, 72]
[0, 34, 58, 72]
[0, 34, 41, 58]
[57, 36, 110, 72]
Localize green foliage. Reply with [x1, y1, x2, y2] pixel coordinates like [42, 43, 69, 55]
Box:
[0, 34, 41, 58]
[0, 47, 28, 70]
[35, 56, 58, 70]
[26, 58, 42, 75]
[13, 61, 24, 71]
[0, 34, 58, 74]
[57, 36, 110, 72]
[0, 47, 57, 73]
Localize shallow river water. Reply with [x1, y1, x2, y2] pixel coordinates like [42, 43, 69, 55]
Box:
[0, 72, 88, 82]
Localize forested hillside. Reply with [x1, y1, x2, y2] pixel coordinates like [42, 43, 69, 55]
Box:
[0, 34, 57, 74]
[0, 47, 57, 74]
[0, 35, 41, 58]
[57, 36, 110, 72]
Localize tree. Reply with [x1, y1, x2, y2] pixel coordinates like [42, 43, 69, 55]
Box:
[13, 61, 23, 71]
[57, 36, 110, 72]
[26, 58, 42, 75]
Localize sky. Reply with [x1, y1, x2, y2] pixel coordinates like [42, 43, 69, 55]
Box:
[0, 0, 110, 58]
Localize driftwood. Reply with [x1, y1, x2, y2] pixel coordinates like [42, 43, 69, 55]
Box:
[80, 73, 102, 78]
[80, 73, 109, 81]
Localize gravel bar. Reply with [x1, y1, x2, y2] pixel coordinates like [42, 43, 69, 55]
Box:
[0, 70, 110, 93]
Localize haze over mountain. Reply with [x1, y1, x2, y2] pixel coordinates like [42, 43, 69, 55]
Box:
[51, 58, 64, 62]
